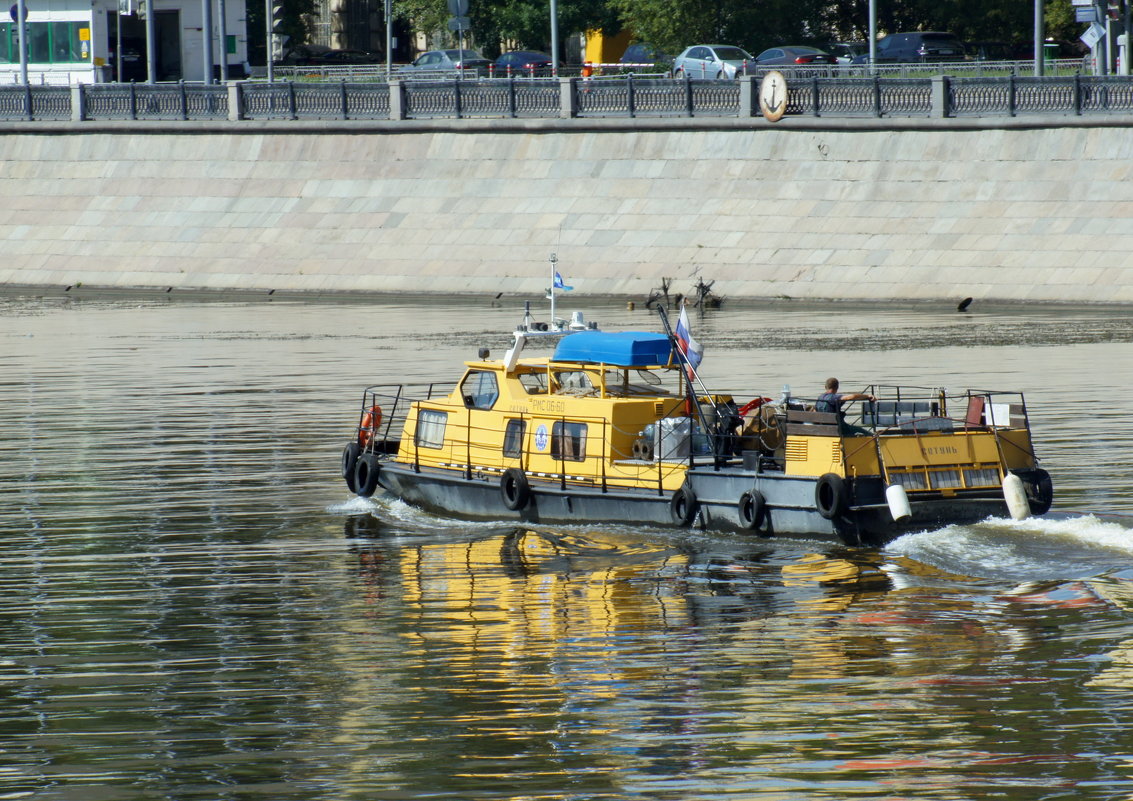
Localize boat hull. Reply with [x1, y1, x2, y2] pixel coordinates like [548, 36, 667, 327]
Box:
[373, 460, 1016, 547]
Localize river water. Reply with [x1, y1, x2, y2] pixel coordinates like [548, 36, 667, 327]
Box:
[5, 292, 1133, 800]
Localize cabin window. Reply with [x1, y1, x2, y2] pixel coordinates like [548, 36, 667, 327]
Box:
[503, 419, 526, 458]
[551, 421, 586, 461]
[518, 373, 548, 394]
[416, 409, 447, 449]
[461, 370, 499, 410]
[554, 371, 595, 395]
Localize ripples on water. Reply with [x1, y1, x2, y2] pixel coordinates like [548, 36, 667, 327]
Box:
[4, 294, 1133, 800]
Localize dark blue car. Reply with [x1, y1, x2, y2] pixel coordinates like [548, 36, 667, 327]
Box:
[493, 50, 554, 77]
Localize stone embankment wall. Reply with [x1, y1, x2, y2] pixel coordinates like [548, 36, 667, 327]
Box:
[2, 117, 1132, 303]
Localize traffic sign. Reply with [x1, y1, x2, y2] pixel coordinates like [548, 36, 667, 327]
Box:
[1082, 21, 1105, 49]
[447, 14, 469, 31]
[447, 0, 468, 16]
[9, 3, 27, 22]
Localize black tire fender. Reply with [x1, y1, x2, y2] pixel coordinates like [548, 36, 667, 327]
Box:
[354, 454, 381, 498]
[341, 442, 360, 491]
[501, 467, 531, 511]
[738, 490, 765, 530]
[670, 485, 698, 527]
[1019, 467, 1054, 516]
[815, 473, 846, 520]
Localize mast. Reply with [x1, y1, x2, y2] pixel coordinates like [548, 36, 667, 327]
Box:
[547, 253, 558, 327]
[655, 304, 728, 466]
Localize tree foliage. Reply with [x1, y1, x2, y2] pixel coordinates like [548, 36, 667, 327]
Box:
[397, 0, 619, 58]
[395, 0, 1091, 62]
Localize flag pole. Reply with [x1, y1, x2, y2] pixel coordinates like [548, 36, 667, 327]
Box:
[655, 303, 727, 463]
[548, 252, 557, 326]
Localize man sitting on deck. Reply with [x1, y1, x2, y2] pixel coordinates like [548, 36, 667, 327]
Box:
[815, 377, 876, 436]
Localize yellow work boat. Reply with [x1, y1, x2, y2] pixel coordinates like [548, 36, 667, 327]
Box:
[340, 306, 1052, 547]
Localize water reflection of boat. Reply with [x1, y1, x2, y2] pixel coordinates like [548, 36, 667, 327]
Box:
[339, 303, 1053, 547]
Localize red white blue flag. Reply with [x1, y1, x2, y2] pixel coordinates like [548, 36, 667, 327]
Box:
[675, 304, 703, 373]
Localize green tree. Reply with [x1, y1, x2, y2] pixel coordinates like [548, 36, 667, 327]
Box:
[396, 0, 619, 59]
[609, 0, 833, 55]
[1044, 0, 1080, 44]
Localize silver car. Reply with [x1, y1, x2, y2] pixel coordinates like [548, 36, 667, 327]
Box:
[401, 49, 492, 77]
[672, 44, 755, 79]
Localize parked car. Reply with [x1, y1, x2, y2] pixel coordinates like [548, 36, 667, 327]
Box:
[280, 44, 335, 65]
[965, 41, 1014, 61]
[279, 44, 382, 66]
[493, 50, 553, 76]
[827, 41, 867, 64]
[672, 44, 756, 79]
[852, 32, 968, 64]
[754, 46, 838, 67]
[620, 43, 671, 68]
[318, 48, 383, 64]
[401, 49, 492, 77]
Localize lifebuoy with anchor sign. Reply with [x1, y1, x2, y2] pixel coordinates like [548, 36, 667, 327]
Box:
[670, 485, 698, 527]
[815, 473, 847, 520]
[500, 468, 531, 511]
[738, 490, 766, 530]
[358, 404, 383, 448]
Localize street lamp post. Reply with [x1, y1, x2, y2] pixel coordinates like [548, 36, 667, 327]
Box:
[265, 0, 273, 82]
[202, 0, 214, 83]
[868, 0, 876, 71]
[550, 0, 558, 75]
[218, 0, 228, 81]
[385, 0, 392, 80]
[16, 0, 28, 85]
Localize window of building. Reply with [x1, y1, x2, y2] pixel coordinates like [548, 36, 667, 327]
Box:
[0, 21, 90, 64]
[415, 409, 447, 449]
[461, 370, 499, 410]
[551, 421, 586, 461]
[503, 419, 526, 458]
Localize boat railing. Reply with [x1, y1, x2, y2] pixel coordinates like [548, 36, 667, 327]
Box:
[358, 382, 1034, 484]
[858, 386, 1031, 433]
[355, 382, 455, 451]
[736, 385, 1031, 435]
[703, 385, 1036, 467]
[388, 401, 693, 493]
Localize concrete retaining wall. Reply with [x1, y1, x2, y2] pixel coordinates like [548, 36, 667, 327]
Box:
[3, 117, 1133, 303]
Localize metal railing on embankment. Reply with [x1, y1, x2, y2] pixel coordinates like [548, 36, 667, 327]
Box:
[5, 71, 1133, 123]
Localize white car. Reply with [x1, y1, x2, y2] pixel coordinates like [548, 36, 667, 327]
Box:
[400, 49, 492, 77]
[672, 44, 756, 80]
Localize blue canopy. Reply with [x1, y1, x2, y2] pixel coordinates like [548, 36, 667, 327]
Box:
[552, 331, 674, 367]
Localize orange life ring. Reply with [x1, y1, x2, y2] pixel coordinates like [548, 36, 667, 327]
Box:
[738, 397, 773, 417]
[358, 404, 382, 448]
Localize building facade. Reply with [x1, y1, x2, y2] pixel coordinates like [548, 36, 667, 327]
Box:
[0, 0, 247, 83]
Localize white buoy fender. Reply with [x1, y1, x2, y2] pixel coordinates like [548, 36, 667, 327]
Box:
[1002, 472, 1030, 520]
[885, 484, 912, 523]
